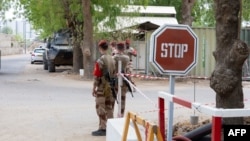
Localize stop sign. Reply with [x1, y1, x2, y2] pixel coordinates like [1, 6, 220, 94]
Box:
[149, 24, 198, 75]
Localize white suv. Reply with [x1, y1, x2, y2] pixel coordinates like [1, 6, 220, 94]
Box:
[30, 47, 45, 64]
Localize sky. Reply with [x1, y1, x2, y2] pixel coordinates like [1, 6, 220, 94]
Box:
[1, 8, 37, 40]
[5, 8, 14, 19]
[4, 7, 24, 21]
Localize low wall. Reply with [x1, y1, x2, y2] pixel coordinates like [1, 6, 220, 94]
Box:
[0, 33, 23, 56]
[0, 47, 24, 56]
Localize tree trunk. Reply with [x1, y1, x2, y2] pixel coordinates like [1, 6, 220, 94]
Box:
[82, 0, 94, 79]
[62, 0, 84, 74]
[72, 41, 83, 73]
[180, 0, 195, 26]
[210, 0, 249, 125]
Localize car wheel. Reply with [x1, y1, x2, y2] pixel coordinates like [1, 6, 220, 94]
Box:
[48, 63, 55, 72]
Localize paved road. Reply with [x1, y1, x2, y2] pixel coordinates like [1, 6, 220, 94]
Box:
[1, 54, 250, 141]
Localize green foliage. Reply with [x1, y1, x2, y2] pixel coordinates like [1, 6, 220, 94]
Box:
[1, 26, 13, 34]
[1, 0, 148, 39]
[192, 0, 215, 27]
[148, 0, 215, 27]
[19, 0, 67, 37]
[191, 0, 250, 27]
[242, 0, 250, 21]
[1, 0, 250, 32]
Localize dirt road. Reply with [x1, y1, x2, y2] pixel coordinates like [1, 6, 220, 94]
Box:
[1, 54, 250, 141]
[0, 55, 106, 141]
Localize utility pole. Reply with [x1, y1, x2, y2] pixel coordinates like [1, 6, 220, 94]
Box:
[23, 20, 26, 54]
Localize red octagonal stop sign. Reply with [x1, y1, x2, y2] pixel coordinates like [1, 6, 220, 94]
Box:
[150, 24, 198, 75]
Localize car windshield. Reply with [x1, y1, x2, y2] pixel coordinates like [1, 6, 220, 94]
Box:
[34, 49, 45, 53]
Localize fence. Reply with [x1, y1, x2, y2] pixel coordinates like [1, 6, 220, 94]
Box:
[189, 27, 250, 77]
[142, 27, 250, 78]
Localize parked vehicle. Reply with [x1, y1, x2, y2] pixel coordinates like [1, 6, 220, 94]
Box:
[30, 47, 45, 64]
[43, 29, 73, 72]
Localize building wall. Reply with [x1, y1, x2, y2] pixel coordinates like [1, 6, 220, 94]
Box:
[0, 33, 17, 47]
[0, 33, 23, 56]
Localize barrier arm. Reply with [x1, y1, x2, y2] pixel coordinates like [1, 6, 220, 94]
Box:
[158, 91, 250, 141]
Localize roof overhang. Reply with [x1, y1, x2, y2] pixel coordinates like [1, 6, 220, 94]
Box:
[122, 5, 177, 16]
[98, 16, 178, 32]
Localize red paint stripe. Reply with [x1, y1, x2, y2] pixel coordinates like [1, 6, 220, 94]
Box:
[212, 116, 222, 141]
[158, 98, 166, 141]
[173, 97, 192, 108]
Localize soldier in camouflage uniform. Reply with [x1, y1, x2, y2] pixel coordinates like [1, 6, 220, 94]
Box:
[110, 41, 118, 56]
[92, 40, 116, 136]
[124, 39, 137, 92]
[113, 42, 130, 117]
[124, 39, 137, 74]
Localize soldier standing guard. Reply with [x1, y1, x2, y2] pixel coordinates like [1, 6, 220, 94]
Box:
[124, 39, 137, 91]
[92, 40, 116, 136]
[124, 39, 137, 73]
[110, 41, 118, 56]
[113, 42, 130, 117]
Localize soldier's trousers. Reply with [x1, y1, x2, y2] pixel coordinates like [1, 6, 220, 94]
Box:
[95, 88, 114, 130]
[114, 85, 128, 117]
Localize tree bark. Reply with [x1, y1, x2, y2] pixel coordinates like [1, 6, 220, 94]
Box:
[62, 0, 83, 74]
[72, 41, 83, 73]
[180, 0, 195, 26]
[210, 0, 249, 125]
[82, 0, 94, 79]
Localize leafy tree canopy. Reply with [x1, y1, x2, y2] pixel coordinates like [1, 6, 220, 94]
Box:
[148, 0, 250, 27]
[242, 0, 250, 22]
[1, 0, 250, 37]
[0, 0, 148, 39]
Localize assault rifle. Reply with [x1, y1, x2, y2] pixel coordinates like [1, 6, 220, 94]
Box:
[123, 74, 134, 97]
[105, 72, 118, 103]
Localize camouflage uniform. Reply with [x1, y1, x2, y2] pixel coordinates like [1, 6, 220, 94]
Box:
[93, 53, 115, 131]
[124, 41, 137, 93]
[113, 52, 130, 117]
[124, 40, 137, 74]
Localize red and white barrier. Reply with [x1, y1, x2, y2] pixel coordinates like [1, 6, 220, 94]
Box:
[124, 73, 210, 80]
[158, 91, 250, 141]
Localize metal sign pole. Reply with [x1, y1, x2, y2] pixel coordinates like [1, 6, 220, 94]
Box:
[167, 75, 175, 141]
[117, 60, 122, 117]
[0, 50, 1, 69]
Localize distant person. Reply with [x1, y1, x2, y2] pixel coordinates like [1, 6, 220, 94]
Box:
[110, 41, 118, 56]
[125, 39, 137, 62]
[124, 39, 137, 90]
[91, 40, 116, 136]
